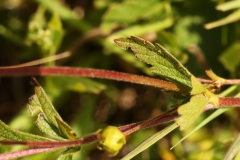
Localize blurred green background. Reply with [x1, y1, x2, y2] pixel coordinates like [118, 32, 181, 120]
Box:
[0, 0, 240, 159]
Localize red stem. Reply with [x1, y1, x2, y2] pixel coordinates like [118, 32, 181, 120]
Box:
[2, 97, 240, 148]
[0, 147, 63, 159]
[0, 110, 179, 147]
[0, 67, 189, 93]
[219, 97, 240, 107]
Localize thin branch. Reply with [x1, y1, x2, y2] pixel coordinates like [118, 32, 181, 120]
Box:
[0, 147, 63, 160]
[0, 67, 189, 93]
[0, 52, 71, 69]
[0, 109, 179, 148]
[198, 78, 240, 85]
[188, 45, 209, 72]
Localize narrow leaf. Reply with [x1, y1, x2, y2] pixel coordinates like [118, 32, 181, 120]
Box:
[216, 0, 240, 11]
[36, 113, 65, 140]
[205, 9, 240, 29]
[205, 70, 226, 82]
[60, 146, 81, 157]
[55, 116, 77, 140]
[121, 123, 178, 160]
[31, 78, 77, 140]
[114, 36, 192, 89]
[31, 77, 63, 128]
[0, 120, 52, 141]
[223, 132, 240, 160]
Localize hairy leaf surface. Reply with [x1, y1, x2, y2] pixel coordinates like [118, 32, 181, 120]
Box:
[114, 36, 192, 89]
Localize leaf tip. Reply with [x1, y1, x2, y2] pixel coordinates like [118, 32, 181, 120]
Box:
[30, 77, 40, 87]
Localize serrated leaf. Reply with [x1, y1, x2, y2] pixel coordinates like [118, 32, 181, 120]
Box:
[171, 85, 239, 149]
[114, 36, 192, 89]
[36, 113, 65, 140]
[0, 120, 52, 141]
[176, 95, 209, 130]
[176, 90, 218, 130]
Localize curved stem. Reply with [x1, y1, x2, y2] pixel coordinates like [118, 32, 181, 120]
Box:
[0, 67, 189, 93]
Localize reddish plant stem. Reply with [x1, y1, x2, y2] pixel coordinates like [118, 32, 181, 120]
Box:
[0, 147, 63, 160]
[0, 67, 189, 93]
[0, 110, 179, 147]
[218, 97, 240, 107]
[122, 107, 178, 136]
[1, 96, 240, 148]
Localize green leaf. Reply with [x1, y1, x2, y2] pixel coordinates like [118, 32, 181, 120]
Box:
[174, 16, 202, 49]
[205, 9, 240, 29]
[0, 24, 24, 46]
[223, 132, 240, 160]
[190, 75, 207, 95]
[219, 42, 240, 72]
[121, 123, 178, 160]
[47, 11, 64, 55]
[55, 116, 77, 140]
[31, 78, 63, 128]
[36, 113, 65, 140]
[172, 85, 239, 149]
[57, 154, 72, 160]
[28, 94, 42, 115]
[108, 18, 173, 40]
[0, 120, 52, 141]
[60, 146, 81, 156]
[51, 76, 106, 94]
[176, 94, 209, 130]
[35, 0, 90, 32]
[216, 0, 240, 11]
[177, 86, 219, 131]
[31, 78, 78, 140]
[101, 0, 167, 33]
[114, 36, 192, 89]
